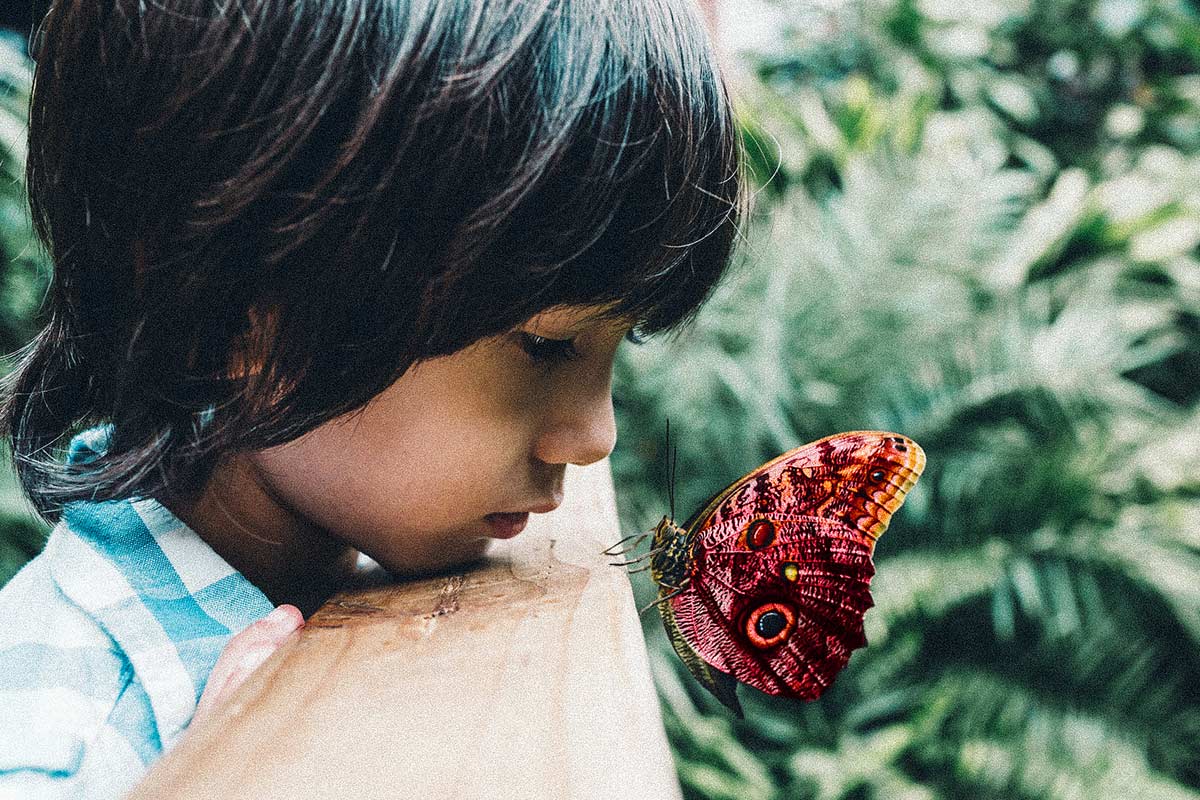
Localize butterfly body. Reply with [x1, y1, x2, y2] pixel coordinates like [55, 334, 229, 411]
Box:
[645, 431, 925, 715]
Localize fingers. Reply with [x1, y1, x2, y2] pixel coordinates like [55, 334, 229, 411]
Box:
[193, 604, 305, 724]
[230, 604, 305, 672]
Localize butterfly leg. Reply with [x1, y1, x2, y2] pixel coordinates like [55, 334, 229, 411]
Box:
[637, 581, 689, 615]
[601, 529, 654, 557]
[608, 543, 668, 568]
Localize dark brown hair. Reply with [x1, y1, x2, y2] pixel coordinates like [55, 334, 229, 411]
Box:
[2, 0, 745, 521]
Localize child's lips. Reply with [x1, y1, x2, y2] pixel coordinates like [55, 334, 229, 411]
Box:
[483, 496, 560, 538]
[484, 512, 529, 539]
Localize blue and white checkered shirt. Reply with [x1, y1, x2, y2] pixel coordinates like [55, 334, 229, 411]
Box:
[0, 426, 276, 798]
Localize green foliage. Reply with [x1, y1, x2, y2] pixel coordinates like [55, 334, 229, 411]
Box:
[611, 0, 1200, 797]
[0, 31, 50, 586]
[0, 4, 1197, 795]
[0, 30, 47, 354]
[0, 439, 45, 587]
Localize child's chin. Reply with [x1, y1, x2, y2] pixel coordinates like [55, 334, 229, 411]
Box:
[371, 532, 491, 579]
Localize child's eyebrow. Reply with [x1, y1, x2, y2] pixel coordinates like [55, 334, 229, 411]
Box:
[534, 307, 639, 337]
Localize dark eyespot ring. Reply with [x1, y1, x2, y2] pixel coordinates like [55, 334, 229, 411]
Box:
[745, 601, 796, 648]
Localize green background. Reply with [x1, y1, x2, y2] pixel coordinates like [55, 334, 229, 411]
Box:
[2, 2, 1199, 796]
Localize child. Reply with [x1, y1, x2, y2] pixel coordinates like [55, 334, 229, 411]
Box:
[0, 0, 744, 796]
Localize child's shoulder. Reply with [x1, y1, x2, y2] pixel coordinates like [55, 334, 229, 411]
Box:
[0, 427, 275, 795]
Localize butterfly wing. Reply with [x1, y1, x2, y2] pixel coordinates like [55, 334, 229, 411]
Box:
[686, 431, 925, 550]
[670, 514, 875, 702]
[665, 431, 924, 707]
[658, 603, 745, 716]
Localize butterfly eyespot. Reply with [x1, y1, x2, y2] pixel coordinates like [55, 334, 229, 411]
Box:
[780, 562, 799, 582]
[744, 519, 775, 550]
[870, 470, 886, 482]
[745, 602, 795, 648]
[756, 611, 787, 638]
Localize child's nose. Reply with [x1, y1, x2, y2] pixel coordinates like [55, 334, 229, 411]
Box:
[532, 382, 618, 467]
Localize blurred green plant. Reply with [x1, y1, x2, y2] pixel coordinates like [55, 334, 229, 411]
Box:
[0, 30, 45, 353]
[0, 30, 51, 586]
[1, 4, 1198, 797]
[610, 0, 1200, 798]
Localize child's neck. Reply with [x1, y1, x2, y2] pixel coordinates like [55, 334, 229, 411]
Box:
[160, 456, 360, 618]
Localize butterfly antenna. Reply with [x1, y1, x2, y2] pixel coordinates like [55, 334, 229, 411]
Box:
[665, 417, 677, 523]
[671, 441, 678, 522]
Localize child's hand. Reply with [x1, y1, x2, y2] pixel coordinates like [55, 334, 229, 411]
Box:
[192, 604, 305, 725]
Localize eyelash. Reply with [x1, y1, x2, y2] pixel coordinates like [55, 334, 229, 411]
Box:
[517, 332, 580, 366]
[514, 326, 644, 366]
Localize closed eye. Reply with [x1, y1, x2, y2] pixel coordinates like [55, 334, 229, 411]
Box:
[515, 332, 580, 366]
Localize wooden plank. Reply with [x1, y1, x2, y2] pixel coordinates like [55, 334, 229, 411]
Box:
[129, 459, 682, 800]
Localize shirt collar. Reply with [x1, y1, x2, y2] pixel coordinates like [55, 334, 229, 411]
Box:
[46, 424, 273, 749]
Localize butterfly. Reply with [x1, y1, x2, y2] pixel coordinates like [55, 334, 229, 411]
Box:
[613, 428, 925, 717]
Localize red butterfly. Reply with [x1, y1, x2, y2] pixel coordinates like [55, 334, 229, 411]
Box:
[617, 429, 925, 716]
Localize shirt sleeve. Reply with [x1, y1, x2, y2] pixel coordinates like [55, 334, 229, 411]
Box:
[0, 560, 157, 799]
[0, 679, 154, 800]
[0, 760, 147, 800]
[0, 770, 91, 800]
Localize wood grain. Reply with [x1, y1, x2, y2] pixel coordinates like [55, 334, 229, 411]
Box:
[127, 459, 682, 800]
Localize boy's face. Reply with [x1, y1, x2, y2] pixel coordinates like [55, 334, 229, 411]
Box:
[244, 304, 633, 578]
